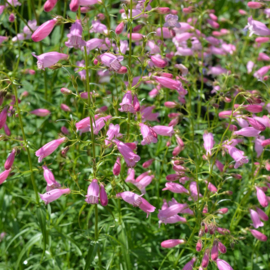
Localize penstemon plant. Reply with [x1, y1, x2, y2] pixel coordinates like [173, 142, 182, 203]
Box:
[0, 0, 269, 269]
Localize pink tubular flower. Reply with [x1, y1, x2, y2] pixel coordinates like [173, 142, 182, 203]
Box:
[162, 182, 188, 194]
[247, 118, 265, 131]
[215, 160, 224, 172]
[150, 55, 167, 68]
[6, 0, 21, 6]
[31, 18, 57, 42]
[32, 52, 68, 70]
[158, 203, 188, 222]
[233, 127, 261, 137]
[183, 257, 196, 270]
[116, 191, 155, 217]
[65, 20, 85, 49]
[4, 149, 16, 170]
[134, 175, 154, 194]
[153, 76, 186, 94]
[0, 106, 9, 129]
[218, 241, 227, 253]
[35, 137, 66, 163]
[139, 123, 158, 145]
[216, 259, 234, 270]
[201, 249, 210, 267]
[247, 61, 255, 74]
[152, 125, 174, 137]
[61, 104, 71, 112]
[141, 106, 159, 122]
[246, 16, 270, 36]
[69, 0, 79, 11]
[119, 91, 135, 113]
[30, 109, 51, 117]
[0, 169, 11, 185]
[90, 115, 111, 135]
[90, 20, 108, 35]
[39, 188, 70, 205]
[203, 132, 214, 155]
[42, 165, 61, 191]
[100, 53, 124, 72]
[164, 14, 180, 28]
[247, 2, 263, 9]
[142, 159, 154, 168]
[79, 0, 99, 6]
[211, 241, 219, 261]
[196, 239, 202, 251]
[115, 21, 125, 35]
[44, 0, 57, 12]
[249, 229, 267, 241]
[161, 239, 185, 248]
[226, 146, 249, 169]
[207, 181, 217, 193]
[85, 179, 99, 204]
[255, 186, 268, 207]
[105, 124, 122, 146]
[254, 66, 270, 80]
[244, 104, 263, 113]
[113, 157, 121, 176]
[261, 138, 270, 147]
[113, 139, 140, 167]
[250, 209, 264, 228]
[190, 181, 201, 201]
[4, 124, 11, 136]
[0, 36, 8, 44]
[99, 183, 108, 206]
[255, 207, 268, 221]
[258, 52, 270, 61]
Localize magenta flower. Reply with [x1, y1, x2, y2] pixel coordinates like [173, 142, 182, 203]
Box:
[203, 132, 214, 155]
[105, 124, 122, 146]
[201, 249, 210, 267]
[32, 52, 68, 70]
[218, 241, 227, 253]
[90, 20, 108, 35]
[35, 137, 66, 163]
[216, 259, 234, 270]
[4, 149, 16, 170]
[39, 188, 70, 205]
[115, 21, 125, 35]
[0, 169, 11, 185]
[91, 115, 111, 135]
[249, 209, 264, 228]
[211, 241, 219, 261]
[125, 168, 136, 183]
[0, 36, 8, 44]
[44, 0, 57, 12]
[161, 239, 185, 248]
[255, 207, 269, 221]
[69, 0, 79, 11]
[6, 0, 21, 7]
[164, 14, 180, 28]
[153, 76, 186, 94]
[75, 60, 87, 80]
[100, 53, 124, 72]
[31, 18, 57, 42]
[207, 181, 217, 193]
[60, 104, 71, 112]
[215, 160, 224, 172]
[247, 61, 255, 74]
[116, 191, 155, 217]
[139, 123, 157, 145]
[85, 179, 100, 204]
[113, 157, 121, 176]
[84, 38, 104, 53]
[99, 183, 108, 206]
[134, 175, 154, 195]
[141, 106, 159, 122]
[65, 19, 85, 49]
[30, 109, 51, 117]
[226, 146, 249, 169]
[0, 106, 9, 129]
[249, 229, 267, 241]
[254, 66, 270, 80]
[150, 55, 167, 68]
[158, 203, 187, 222]
[190, 181, 201, 201]
[255, 136, 264, 157]
[79, 0, 99, 6]
[182, 257, 196, 270]
[113, 139, 140, 167]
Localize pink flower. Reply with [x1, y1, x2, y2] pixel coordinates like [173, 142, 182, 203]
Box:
[141, 106, 159, 122]
[113, 157, 121, 176]
[161, 239, 185, 248]
[61, 126, 69, 135]
[246, 16, 270, 36]
[79, 0, 99, 6]
[152, 125, 174, 137]
[0, 36, 8, 44]
[164, 14, 180, 28]
[139, 123, 158, 145]
[258, 52, 270, 61]
[69, 0, 79, 12]
[61, 104, 71, 112]
[113, 139, 140, 167]
[90, 20, 108, 35]
[0, 169, 11, 185]
[150, 55, 167, 68]
[250, 209, 264, 228]
[116, 191, 155, 217]
[226, 146, 249, 169]
[85, 179, 99, 204]
[90, 115, 111, 135]
[255, 136, 264, 157]
[105, 124, 122, 145]
[115, 21, 125, 34]
[255, 207, 269, 221]
[35, 137, 66, 163]
[4, 149, 16, 170]
[247, 117, 265, 131]
[203, 132, 214, 155]
[119, 91, 135, 113]
[211, 241, 219, 261]
[182, 257, 196, 270]
[255, 186, 268, 207]
[32, 52, 68, 70]
[42, 165, 61, 191]
[162, 182, 188, 193]
[158, 203, 188, 222]
[0, 106, 9, 129]
[100, 53, 124, 72]
[142, 159, 154, 168]
[216, 259, 234, 270]
[30, 109, 51, 117]
[39, 188, 70, 205]
[233, 127, 261, 137]
[6, 0, 21, 6]
[247, 2, 263, 9]
[75, 60, 87, 80]
[65, 20, 85, 49]
[196, 239, 202, 251]
[134, 175, 154, 195]
[99, 183, 108, 206]
[201, 249, 210, 267]
[190, 181, 201, 201]
[215, 160, 224, 172]
[207, 181, 217, 193]
[249, 229, 267, 241]
[31, 18, 58, 42]
[247, 61, 255, 73]
[254, 66, 270, 80]
[153, 76, 186, 94]
[261, 138, 270, 147]
[218, 241, 227, 253]
[44, 0, 57, 12]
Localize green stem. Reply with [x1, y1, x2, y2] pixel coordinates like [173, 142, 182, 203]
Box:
[95, 204, 101, 269]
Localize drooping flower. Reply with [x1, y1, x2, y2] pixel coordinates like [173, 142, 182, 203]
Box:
[245, 16, 270, 36]
[203, 132, 214, 155]
[4, 149, 16, 170]
[42, 165, 61, 191]
[182, 257, 196, 270]
[105, 124, 122, 146]
[0, 169, 11, 185]
[216, 259, 234, 270]
[152, 125, 174, 137]
[139, 123, 158, 145]
[249, 229, 267, 241]
[35, 137, 66, 163]
[119, 91, 135, 113]
[85, 179, 100, 204]
[40, 188, 70, 204]
[249, 209, 264, 228]
[32, 52, 68, 70]
[164, 14, 181, 28]
[0, 106, 9, 129]
[161, 239, 185, 248]
[31, 18, 58, 42]
[113, 157, 121, 176]
[65, 19, 85, 49]
[99, 183, 108, 206]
